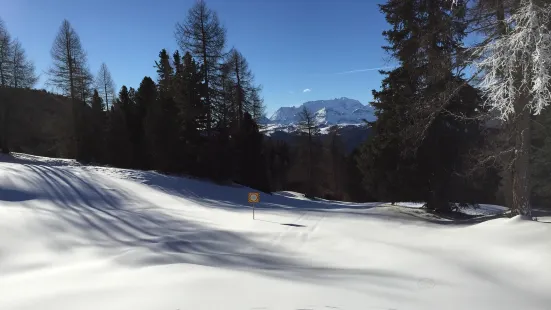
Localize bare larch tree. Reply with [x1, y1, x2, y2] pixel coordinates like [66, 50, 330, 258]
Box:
[0, 18, 12, 87]
[175, 0, 227, 135]
[96, 63, 116, 110]
[225, 48, 257, 126]
[47, 19, 91, 158]
[472, 0, 551, 217]
[10, 39, 37, 89]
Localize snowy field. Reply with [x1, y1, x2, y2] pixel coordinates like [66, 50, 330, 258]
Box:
[0, 153, 550, 310]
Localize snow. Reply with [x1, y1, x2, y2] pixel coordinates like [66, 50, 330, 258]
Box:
[1, 153, 550, 310]
[474, 0, 551, 118]
[267, 97, 376, 126]
[381, 202, 509, 216]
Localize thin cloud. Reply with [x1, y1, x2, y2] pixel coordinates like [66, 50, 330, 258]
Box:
[303, 88, 312, 93]
[336, 66, 395, 75]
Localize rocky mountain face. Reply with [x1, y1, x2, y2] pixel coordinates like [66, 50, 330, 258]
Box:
[260, 98, 375, 154]
[266, 97, 376, 126]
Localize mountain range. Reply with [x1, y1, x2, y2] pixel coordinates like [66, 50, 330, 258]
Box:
[262, 97, 376, 127]
[260, 97, 375, 153]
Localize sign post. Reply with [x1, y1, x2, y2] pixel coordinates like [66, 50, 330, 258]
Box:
[248, 192, 260, 219]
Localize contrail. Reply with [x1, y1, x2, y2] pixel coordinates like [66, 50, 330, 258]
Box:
[336, 66, 395, 75]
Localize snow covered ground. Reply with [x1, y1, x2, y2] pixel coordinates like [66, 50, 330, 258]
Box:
[0, 153, 550, 310]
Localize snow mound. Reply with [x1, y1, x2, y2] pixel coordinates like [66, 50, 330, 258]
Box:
[1, 153, 550, 310]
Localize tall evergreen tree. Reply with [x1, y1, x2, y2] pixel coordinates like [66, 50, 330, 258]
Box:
[105, 86, 133, 167]
[147, 49, 180, 172]
[266, 139, 291, 192]
[175, 0, 227, 135]
[359, 0, 497, 211]
[174, 51, 205, 175]
[233, 112, 270, 192]
[89, 89, 105, 162]
[136, 76, 157, 170]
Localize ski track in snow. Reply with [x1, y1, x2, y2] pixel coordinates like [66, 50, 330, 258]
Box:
[0, 153, 550, 310]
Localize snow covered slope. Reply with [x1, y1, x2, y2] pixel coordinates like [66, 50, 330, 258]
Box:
[268, 97, 376, 126]
[1, 153, 550, 310]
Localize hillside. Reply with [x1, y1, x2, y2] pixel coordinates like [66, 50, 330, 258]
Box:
[1, 153, 550, 310]
[0, 87, 74, 157]
[266, 124, 372, 154]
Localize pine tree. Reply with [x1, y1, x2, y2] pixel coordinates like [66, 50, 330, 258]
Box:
[359, 0, 497, 211]
[233, 112, 270, 192]
[175, 51, 205, 175]
[136, 76, 157, 170]
[105, 86, 133, 167]
[147, 49, 180, 172]
[89, 89, 105, 162]
[266, 139, 291, 191]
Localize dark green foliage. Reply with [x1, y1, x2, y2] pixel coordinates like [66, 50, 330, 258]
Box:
[148, 50, 180, 172]
[173, 51, 205, 175]
[346, 148, 373, 202]
[233, 112, 270, 192]
[105, 87, 133, 168]
[265, 139, 291, 192]
[135, 76, 157, 170]
[88, 89, 105, 162]
[357, 0, 500, 211]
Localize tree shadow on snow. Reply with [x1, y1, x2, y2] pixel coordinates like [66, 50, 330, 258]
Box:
[1, 163, 419, 299]
[105, 169, 509, 227]
[0, 188, 38, 202]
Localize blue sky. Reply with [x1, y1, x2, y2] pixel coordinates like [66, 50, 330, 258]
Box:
[1, 0, 392, 116]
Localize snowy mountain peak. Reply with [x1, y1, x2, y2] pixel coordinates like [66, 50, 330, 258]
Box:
[268, 97, 375, 126]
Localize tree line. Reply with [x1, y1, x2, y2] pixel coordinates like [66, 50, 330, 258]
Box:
[0, 0, 368, 202]
[1, 0, 551, 217]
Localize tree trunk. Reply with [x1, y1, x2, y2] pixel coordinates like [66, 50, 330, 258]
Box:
[104, 80, 109, 110]
[511, 91, 532, 217]
[307, 130, 313, 197]
[200, 15, 211, 136]
[495, 0, 515, 211]
[235, 59, 242, 127]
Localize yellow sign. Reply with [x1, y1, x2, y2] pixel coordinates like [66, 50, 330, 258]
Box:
[248, 192, 260, 203]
